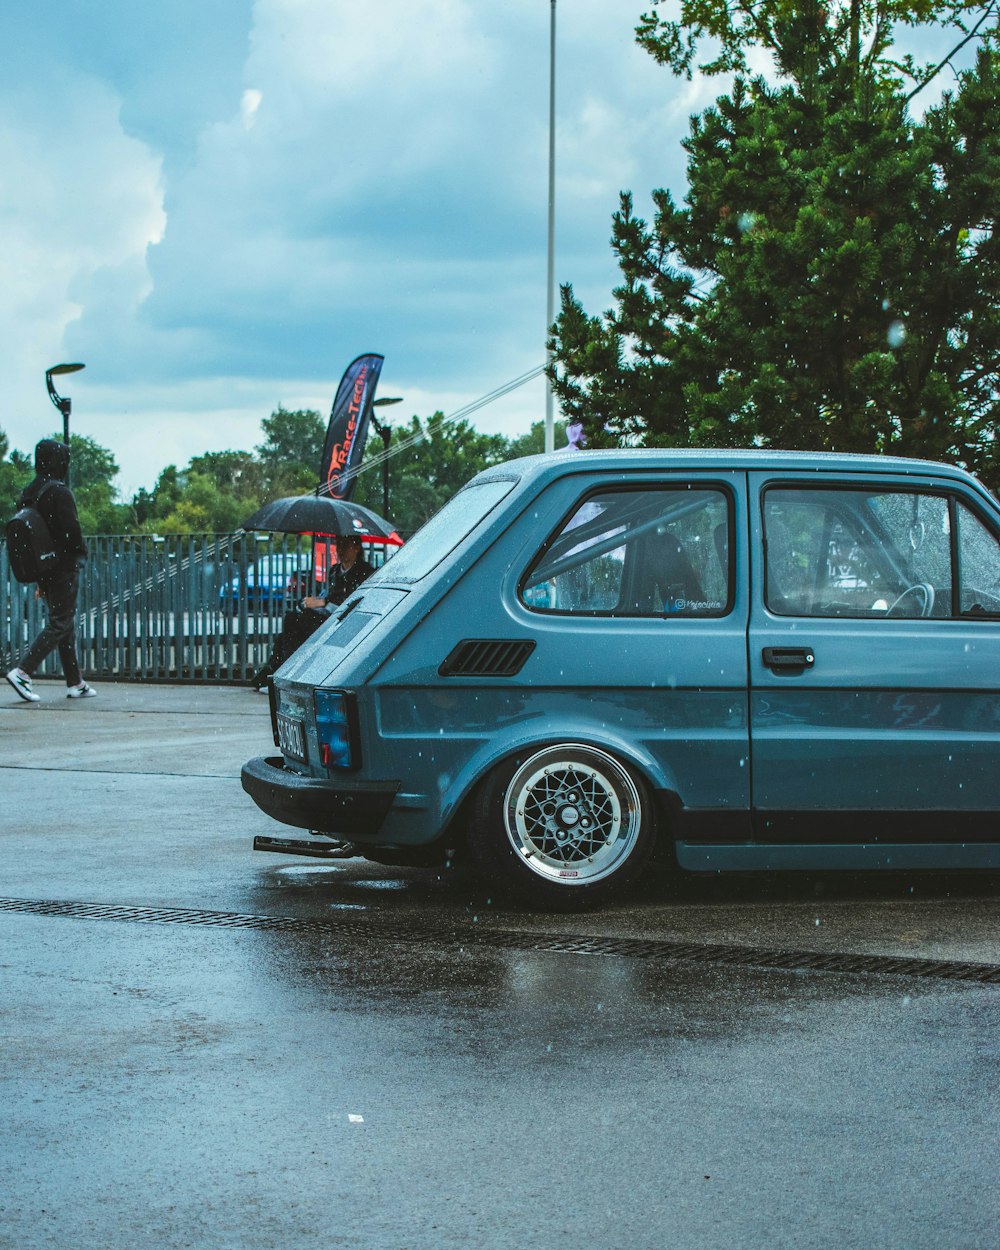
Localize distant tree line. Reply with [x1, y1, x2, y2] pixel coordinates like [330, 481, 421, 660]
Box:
[0, 409, 564, 537]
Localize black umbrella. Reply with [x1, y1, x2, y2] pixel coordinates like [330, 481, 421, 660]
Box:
[241, 494, 403, 544]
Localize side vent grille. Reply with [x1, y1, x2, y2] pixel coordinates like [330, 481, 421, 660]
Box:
[438, 638, 536, 678]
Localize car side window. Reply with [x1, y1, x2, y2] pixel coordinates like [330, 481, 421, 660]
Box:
[522, 487, 730, 617]
[958, 503, 1000, 616]
[763, 487, 953, 618]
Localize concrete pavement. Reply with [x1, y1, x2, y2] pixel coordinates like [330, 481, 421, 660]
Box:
[3, 679, 1000, 1250]
[3, 677, 999, 964]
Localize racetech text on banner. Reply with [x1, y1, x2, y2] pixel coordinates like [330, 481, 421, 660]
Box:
[319, 353, 384, 500]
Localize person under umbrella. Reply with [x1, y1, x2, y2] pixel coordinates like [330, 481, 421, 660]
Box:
[249, 533, 374, 691]
[242, 494, 402, 545]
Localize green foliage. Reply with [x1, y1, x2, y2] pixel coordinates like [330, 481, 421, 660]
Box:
[551, 2, 1000, 486]
[130, 453, 255, 534]
[0, 430, 130, 533]
[635, 1, 981, 81]
[151, 471, 253, 534]
[255, 407, 327, 497]
[56, 433, 130, 532]
[505, 418, 569, 459]
[0, 429, 32, 523]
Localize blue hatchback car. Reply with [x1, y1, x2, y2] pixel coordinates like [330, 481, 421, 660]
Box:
[242, 450, 1000, 908]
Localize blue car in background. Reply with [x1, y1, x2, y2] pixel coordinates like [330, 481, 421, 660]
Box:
[220, 553, 304, 615]
[243, 450, 1000, 909]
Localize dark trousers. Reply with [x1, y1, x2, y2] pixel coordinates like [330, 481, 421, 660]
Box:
[20, 565, 82, 687]
[252, 606, 326, 686]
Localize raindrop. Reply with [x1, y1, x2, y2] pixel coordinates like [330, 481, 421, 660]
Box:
[738, 211, 756, 233]
[887, 320, 906, 349]
[902, 995, 911, 1006]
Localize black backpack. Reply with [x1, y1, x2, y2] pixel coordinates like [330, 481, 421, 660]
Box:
[5, 482, 60, 584]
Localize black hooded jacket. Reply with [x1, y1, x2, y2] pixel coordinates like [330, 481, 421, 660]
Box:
[325, 555, 374, 607]
[19, 439, 87, 575]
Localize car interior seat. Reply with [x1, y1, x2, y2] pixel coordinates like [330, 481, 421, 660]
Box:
[631, 532, 705, 614]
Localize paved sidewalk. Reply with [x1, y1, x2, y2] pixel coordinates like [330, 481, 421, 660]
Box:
[2, 677, 271, 776]
[1, 679, 279, 908]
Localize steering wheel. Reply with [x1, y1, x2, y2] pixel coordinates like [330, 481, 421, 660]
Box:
[885, 582, 935, 618]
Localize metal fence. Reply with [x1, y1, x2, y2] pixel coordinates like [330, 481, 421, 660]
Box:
[0, 532, 393, 683]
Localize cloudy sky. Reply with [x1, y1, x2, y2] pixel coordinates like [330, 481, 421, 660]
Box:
[1, 0, 720, 495]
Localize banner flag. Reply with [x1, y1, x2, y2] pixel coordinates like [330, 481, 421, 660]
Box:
[318, 353, 384, 500]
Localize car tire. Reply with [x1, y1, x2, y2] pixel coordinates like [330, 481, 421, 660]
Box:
[470, 743, 657, 910]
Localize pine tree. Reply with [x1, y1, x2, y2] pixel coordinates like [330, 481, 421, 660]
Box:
[550, 3, 1000, 484]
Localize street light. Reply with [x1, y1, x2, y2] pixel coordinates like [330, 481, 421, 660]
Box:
[370, 396, 403, 519]
[45, 362, 86, 445]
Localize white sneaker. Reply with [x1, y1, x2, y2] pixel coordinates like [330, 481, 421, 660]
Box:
[66, 682, 97, 699]
[6, 669, 40, 702]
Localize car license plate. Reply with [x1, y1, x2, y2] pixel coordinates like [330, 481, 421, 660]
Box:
[276, 713, 307, 761]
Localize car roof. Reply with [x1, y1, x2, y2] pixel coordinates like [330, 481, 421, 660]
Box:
[474, 448, 984, 490]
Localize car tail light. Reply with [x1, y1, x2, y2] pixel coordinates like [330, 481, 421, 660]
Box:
[314, 689, 360, 770]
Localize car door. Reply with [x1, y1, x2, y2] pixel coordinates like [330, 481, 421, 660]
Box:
[747, 470, 1000, 847]
[513, 471, 751, 837]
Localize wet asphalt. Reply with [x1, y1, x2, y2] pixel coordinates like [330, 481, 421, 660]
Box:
[2, 681, 999, 1249]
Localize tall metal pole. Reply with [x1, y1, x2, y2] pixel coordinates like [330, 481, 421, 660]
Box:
[544, 0, 557, 454]
[371, 396, 402, 520]
[379, 424, 391, 519]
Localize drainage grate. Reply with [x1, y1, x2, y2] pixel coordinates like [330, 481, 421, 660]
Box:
[2, 895, 999, 984]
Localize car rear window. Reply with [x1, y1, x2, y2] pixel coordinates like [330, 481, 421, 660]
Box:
[522, 486, 731, 617]
[368, 477, 517, 583]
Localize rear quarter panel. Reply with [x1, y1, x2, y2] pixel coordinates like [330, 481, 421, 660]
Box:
[368, 470, 751, 835]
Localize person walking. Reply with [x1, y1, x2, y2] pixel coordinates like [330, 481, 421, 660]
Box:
[6, 439, 94, 702]
[250, 534, 374, 690]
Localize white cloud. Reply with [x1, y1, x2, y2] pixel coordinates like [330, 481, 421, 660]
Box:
[0, 74, 164, 468]
[240, 88, 263, 129]
[0, 0, 700, 492]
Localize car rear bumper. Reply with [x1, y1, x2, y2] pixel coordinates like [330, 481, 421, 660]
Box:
[241, 755, 399, 836]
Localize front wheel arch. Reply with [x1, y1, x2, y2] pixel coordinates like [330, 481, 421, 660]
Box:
[469, 742, 659, 909]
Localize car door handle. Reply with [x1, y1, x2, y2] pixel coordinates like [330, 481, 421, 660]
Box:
[762, 646, 815, 671]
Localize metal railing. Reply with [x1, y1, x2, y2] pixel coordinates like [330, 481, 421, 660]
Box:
[1, 532, 393, 683]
